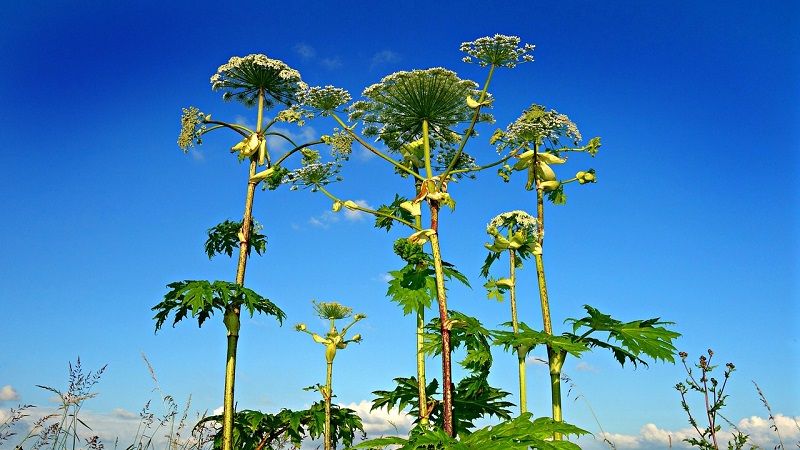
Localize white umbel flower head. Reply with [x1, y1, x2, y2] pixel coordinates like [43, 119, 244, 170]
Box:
[460, 34, 535, 68]
[487, 210, 539, 236]
[505, 104, 582, 146]
[210, 54, 307, 108]
[300, 85, 351, 116]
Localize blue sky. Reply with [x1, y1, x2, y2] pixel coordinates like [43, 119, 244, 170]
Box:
[1, 1, 798, 448]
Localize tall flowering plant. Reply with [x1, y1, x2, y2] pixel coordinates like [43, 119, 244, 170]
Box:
[301, 35, 544, 438]
[154, 54, 344, 450]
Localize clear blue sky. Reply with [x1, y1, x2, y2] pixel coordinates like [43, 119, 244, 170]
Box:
[1, 1, 797, 447]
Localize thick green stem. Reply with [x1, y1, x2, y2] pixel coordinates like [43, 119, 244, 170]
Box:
[413, 210, 429, 425]
[422, 120, 433, 178]
[428, 204, 453, 436]
[416, 308, 428, 424]
[325, 361, 333, 450]
[509, 249, 527, 414]
[222, 89, 264, 450]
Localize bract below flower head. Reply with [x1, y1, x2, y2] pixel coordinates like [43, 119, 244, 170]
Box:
[349, 67, 490, 152]
[210, 54, 308, 108]
[505, 104, 582, 147]
[300, 85, 351, 116]
[460, 34, 535, 68]
[487, 210, 538, 236]
[314, 301, 353, 320]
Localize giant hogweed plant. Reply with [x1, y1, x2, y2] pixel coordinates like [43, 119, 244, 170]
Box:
[489, 106, 680, 437]
[480, 210, 540, 414]
[300, 35, 538, 438]
[153, 54, 348, 450]
[296, 302, 365, 450]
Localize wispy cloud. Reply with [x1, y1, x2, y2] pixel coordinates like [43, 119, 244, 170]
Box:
[0, 385, 19, 402]
[309, 199, 373, 228]
[320, 57, 343, 70]
[370, 50, 401, 69]
[574, 361, 598, 373]
[343, 199, 373, 221]
[293, 43, 342, 71]
[294, 43, 316, 60]
[267, 125, 317, 153]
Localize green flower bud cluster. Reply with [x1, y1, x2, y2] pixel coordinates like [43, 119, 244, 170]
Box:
[177, 106, 207, 151]
[296, 302, 365, 365]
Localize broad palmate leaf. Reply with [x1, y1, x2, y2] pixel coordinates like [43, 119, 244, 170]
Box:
[152, 280, 284, 330]
[564, 305, 680, 367]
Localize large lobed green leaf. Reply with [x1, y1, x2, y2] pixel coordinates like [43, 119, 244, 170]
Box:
[152, 280, 285, 330]
[200, 401, 365, 450]
[351, 413, 588, 450]
[204, 219, 267, 259]
[565, 305, 681, 367]
[491, 321, 590, 359]
[423, 311, 493, 373]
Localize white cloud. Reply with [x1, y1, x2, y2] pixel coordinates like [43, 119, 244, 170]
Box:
[356, 146, 376, 161]
[343, 199, 373, 221]
[0, 385, 19, 401]
[581, 414, 800, 450]
[525, 356, 548, 366]
[320, 57, 342, 70]
[575, 361, 598, 373]
[294, 43, 316, 60]
[370, 50, 401, 69]
[309, 199, 372, 228]
[341, 400, 414, 436]
[380, 273, 393, 282]
[309, 210, 339, 229]
[268, 125, 317, 153]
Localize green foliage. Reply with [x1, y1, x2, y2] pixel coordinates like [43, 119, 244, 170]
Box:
[423, 311, 493, 374]
[482, 277, 509, 302]
[386, 242, 470, 315]
[565, 305, 681, 367]
[152, 280, 285, 330]
[261, 165, 290, 191]
[387, 265, 437, 315]
[545, 184, 567, 205]
[371, 376, 438, 421]
[201, 402, 365, 450]
[352, 413, 588, 449]
[448, 374, 514, 435]
[204, 220, 267, 259]
[492, 321, 590, 359]
[370, 374, 514, 437]
[375, 195, 415, 231]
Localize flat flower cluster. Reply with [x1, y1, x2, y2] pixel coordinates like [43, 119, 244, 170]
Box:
[349, 67, 486, 151]
[322, 129, 354, 159]
[210, 54, 308, 107]
[300, 86, 351, 116]
[460, 34, 535, 68]
[177, 106, 207, 151]
[284, 162, 341, 190]
[487, 210, 539, 236]
[275, 106, 310, 126]
[505, 104, 582, 147]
